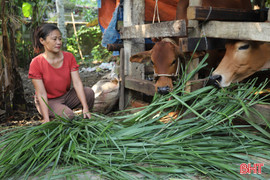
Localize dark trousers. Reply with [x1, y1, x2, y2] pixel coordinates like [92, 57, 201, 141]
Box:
[35, 87, 95, 119]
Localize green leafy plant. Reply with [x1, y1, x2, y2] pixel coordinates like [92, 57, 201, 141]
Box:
[66, 25, 112, 63]
[82, 8, 98, 22]
[66, 36, 79, 59]
[266, 0, 270, 7]
[22, 2, 33, 18]
[91, 44, 111, 62]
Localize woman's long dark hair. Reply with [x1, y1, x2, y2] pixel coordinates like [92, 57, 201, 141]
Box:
[33, 24, 60, 54]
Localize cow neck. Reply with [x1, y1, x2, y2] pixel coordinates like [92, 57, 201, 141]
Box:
[261, 60, 270, 70]
[261, 43, 270, 69]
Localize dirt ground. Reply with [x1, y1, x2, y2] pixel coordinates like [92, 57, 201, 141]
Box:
[0, 67, 108, 128]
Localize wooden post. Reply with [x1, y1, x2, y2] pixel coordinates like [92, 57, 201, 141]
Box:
[121, 0, 145, 109]
[189, 0, 202, 6]
[119, 48, 125, 110]
[185, 57, 199, 92]
[123, 0, 145, 76]
[187, 58, 199, 80]
[185, 0, 202, 92]
[187, 0, 203, 40]
[122, 0, 132, 109]
[268, 9, 270, 21]
[131, 0, 146, 79]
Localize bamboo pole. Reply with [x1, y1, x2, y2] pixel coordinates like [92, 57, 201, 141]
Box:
[71, 12, 84, 61]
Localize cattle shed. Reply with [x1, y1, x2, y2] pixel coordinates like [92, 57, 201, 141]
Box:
[99, 0, 270, 122]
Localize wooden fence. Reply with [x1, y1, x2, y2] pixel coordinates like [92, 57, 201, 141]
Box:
[109, 0, 270, 123]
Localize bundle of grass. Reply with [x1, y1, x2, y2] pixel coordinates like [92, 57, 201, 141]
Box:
[1, 54, 270, 179]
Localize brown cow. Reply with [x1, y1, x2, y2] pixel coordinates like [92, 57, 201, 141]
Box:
[130, 38, 183, 94]
[130, 0, 252, 94]
[209, 41, 270, 87]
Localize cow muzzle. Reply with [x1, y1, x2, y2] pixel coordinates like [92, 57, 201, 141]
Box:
[208, 75, 222, 88]
[157, 86, 171, 95]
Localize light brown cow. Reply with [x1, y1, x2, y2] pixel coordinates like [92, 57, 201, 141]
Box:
[130, 0, 252, 94]
[209, 41, 270, 87]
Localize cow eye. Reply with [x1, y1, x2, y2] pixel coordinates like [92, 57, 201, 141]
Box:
[171, 60, 176, 65]
[238, 44, 250, 50]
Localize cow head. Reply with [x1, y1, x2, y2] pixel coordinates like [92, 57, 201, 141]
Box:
[130, 38, 184, 95]
[209, 41, 270, 87]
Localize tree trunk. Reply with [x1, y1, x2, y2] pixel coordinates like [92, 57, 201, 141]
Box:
[8, 23, 27, 111]
[1, 0, 12, 115]
[56, 0, 67, 48]
[0, 0, 27, 119]
[0, 35, 3, 110]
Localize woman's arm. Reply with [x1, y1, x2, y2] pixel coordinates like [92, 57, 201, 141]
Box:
[71, 71, 91, 119]
[32, 79, 50, 123]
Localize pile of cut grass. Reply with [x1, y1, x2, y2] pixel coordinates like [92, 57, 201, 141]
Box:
[1, 55, 270, 179]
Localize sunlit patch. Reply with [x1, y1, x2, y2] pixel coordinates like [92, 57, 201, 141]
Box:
[159, 111, 179, 123]
[254, 88, 270, 95]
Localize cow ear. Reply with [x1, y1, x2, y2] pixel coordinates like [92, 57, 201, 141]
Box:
[151, 37, 162, 42]
[192, 51, 206, 59]
[174, 45, 185, 58]
[130, 50, 152, 63]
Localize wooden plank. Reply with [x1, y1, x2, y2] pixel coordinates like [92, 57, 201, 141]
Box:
[245, 104, 270, 126]
[179, 37, 226, 52]
[107, 44, 124, 51]
[187, 7, 267, 22]
[185, 79, 205, 92]
[190, 21, 270, 42]
[125, 76, 155, 96]
[107, 43, 155, 51]
[120, 20, 187, 39]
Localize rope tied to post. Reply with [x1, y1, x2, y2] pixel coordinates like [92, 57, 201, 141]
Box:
[200, 6, 213, 50]
[152, 0, 160, 24]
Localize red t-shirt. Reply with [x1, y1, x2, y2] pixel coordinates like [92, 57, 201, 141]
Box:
[28, 51, 79, 99]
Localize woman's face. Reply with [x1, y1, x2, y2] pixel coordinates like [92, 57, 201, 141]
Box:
[40, 30, 62, 53]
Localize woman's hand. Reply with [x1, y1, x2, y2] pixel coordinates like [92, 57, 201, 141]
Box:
[83, 108, 91, 119]
[41, 119, 50, 124]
